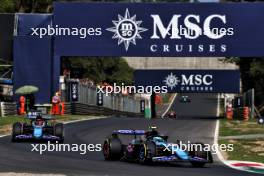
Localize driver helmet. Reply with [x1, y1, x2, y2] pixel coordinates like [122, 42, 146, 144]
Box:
[35, 115, 44, 126]
[145, 126, 159, 138]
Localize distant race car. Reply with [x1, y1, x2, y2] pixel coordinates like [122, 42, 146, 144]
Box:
[167, 111, 177, 119]
[180, 95, 191, 103]
[103, 127, 213, 167]
[12, 111, 64, 142]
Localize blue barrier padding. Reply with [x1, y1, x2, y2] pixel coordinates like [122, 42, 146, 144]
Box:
[13, 36, 52, 103]
[17, 14, 52, 36]
[52, 54, 60, 96]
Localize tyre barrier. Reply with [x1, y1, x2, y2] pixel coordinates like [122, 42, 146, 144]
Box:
[243, 107, 249, 121]
[232, 107, 250, 120]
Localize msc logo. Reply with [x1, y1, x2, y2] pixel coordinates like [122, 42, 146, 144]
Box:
[107, 8, 148, 51]
[163, 73, 181, 90]
[151, 14, 233, 39]
[118, 21, 136, 39]
[164, 72, 213, 90]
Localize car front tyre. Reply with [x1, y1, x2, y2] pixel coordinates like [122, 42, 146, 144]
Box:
[11, 122, 23, 142]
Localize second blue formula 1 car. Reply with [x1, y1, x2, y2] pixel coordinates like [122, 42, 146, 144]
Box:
[11, 111, 64, 143]
[103, 127, 213, 167]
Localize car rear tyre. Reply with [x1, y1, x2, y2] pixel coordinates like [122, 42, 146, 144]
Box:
[103, 137, 123, 160]
[12, 122, 23, 142]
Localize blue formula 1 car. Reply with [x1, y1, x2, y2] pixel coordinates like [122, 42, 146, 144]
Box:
[11, 111, 64, 143]
[103, 127, 213, 167]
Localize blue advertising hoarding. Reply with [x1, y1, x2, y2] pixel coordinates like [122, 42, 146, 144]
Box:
[53, 3, 264, 57]
[15, 3, 264, 103]
[134, 70, 240, 93]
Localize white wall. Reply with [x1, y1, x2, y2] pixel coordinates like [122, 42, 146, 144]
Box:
[124, 57, 238, 70]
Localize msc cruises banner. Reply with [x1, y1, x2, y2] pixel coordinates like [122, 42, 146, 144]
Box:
[134, 70, 240, 93]
[51, 3, 264, 57]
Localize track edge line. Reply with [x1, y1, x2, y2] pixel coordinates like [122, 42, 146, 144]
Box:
[214, 119, 263, 174]
[161, 93, 177, 118]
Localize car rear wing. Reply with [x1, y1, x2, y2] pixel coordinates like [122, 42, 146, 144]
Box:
[112, 130, 145, 135]
[26, 111, 53, 120]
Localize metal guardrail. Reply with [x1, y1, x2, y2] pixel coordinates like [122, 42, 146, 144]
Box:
[0, 102, 16, 117]
[64, 102, 143, 117]
[78, 85, 97, 105]
[0, 83, 143, 117]
[78, 84, 141, 114]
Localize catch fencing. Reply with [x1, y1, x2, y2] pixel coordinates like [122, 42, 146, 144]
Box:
[67, 83, 142, 115]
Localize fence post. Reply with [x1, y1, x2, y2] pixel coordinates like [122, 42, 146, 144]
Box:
[0, 102, 3, 117]
[251, 88, 255, 118]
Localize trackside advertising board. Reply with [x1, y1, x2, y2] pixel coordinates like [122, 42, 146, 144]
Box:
[134, 70, 240, 93]
[52, 3, 264, 57]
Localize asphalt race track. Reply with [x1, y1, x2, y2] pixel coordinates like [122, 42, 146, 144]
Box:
[172, 93, 218, 118]
[0, 94, 259, 176]
[0, 118, 258, 176]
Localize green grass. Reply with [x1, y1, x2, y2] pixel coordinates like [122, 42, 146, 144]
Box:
[0, 115, 94, 126]
[0, 115, 99, 135]
[220, 139, 264, 163]
[219, 118, 264, 163]
[53, 115, 95, 122]
[219, 118, 264, 136]
[0, 116, 28, 126]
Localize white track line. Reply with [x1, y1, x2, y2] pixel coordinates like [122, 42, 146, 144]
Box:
[214, 119, 264, 174]
[161, 93, 177, 118]
[0, 116, 108, 138]
[214, 120, 225, 162]
[63, 116, 108, 124]
[0, 134, 9, 138]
